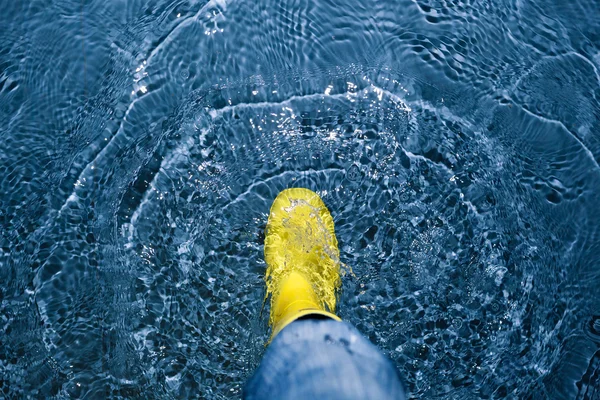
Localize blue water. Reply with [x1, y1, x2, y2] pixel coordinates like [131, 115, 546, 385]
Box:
[1, 0, 600, 398]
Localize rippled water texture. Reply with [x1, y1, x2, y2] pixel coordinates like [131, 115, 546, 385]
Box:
[2, 0, 600, 398]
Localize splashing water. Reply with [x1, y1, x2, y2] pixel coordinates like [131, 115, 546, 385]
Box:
[1, 0, 600, 398]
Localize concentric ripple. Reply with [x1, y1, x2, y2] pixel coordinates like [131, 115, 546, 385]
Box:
[1, 0, 600, 398]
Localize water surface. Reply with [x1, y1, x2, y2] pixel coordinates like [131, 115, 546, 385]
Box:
[1, 0, 600, 398]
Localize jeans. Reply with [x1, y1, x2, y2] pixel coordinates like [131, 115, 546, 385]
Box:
[244, 319, 406, 399]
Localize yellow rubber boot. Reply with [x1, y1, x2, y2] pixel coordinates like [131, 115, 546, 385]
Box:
[264, 188, 341, 341]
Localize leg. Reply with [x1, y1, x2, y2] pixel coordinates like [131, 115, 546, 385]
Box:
[244, 319, 406, 400]
[248, 188, 406, 399]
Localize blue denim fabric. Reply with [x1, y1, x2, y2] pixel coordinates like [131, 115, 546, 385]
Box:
[244, 319, 406, 400]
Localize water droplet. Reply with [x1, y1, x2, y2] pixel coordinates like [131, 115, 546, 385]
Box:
[114, 106, 125, 119]
[452, 318, 463, 329]
[490, 301, 500, 312]
[585, 315, 600, 342]
[180, 69, 190, 80]
[346, 164, 361, 182]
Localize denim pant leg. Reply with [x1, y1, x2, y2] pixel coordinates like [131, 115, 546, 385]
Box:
[244, 319, 406, 400]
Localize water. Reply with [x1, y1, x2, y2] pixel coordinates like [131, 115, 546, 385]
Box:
[1, 0, 600, 398]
